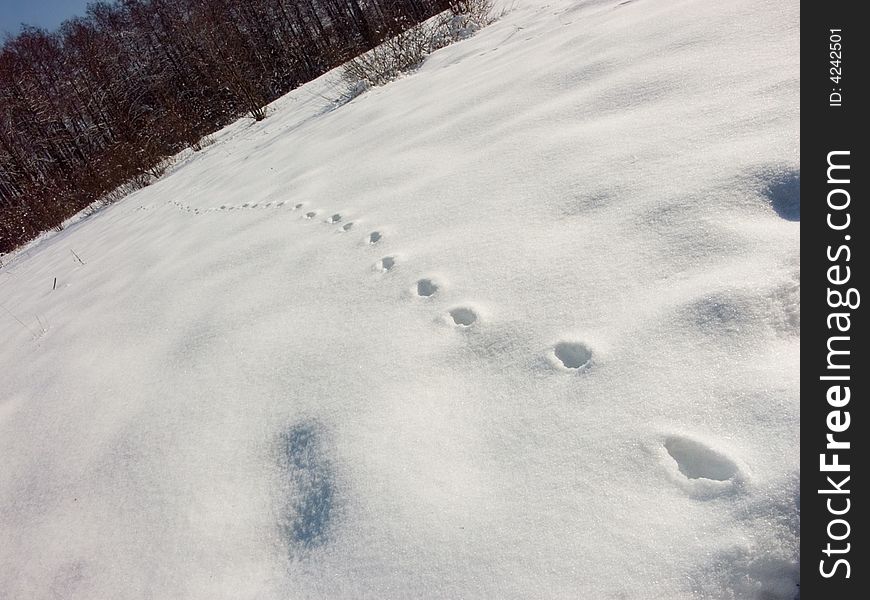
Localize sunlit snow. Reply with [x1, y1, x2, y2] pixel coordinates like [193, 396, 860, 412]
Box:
[0, 0, 799, 598]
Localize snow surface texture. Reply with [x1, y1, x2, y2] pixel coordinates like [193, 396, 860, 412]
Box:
[0, 0, 799, 598]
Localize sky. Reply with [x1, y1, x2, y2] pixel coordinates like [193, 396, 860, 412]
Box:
[1, 0, 92, 37]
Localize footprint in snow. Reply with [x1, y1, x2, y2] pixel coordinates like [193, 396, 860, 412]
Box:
[448, 307, 477, 327]
[368, 231, 382, 244]
[342, 222, 354, 231]
[305, 211, 317, 219]
[415, 278, 438, 297]
[294, 203, 304, 210]
[377, 256, 396, 272]
[327, 214, 342, 224]
[551, 341, 593, 371]
[663, 435, 744, 497]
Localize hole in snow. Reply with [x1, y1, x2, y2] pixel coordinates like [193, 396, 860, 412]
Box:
[368, 231, 382, 244]
[664, 436, 738, 481]
[763, 170, 800, 221]
[416, 279, 438, 297]
[553, 342, 592, 369]
[449, 307, 477, 326]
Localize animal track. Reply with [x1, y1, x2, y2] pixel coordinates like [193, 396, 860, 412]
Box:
[664, 436, 739, 482]
[553, 341, 592, 370]
[164, 199, 306, 214]
[416, 278, 438, 297]
[141, 200, 620, 383]
[378, 256, 396, 272]
[449, 307, 477, 327]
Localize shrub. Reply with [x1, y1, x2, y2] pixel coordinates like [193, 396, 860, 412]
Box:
[342, 0, 496, 91]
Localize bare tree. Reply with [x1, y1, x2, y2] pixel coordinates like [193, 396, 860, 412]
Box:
[0, 0, 454, 253]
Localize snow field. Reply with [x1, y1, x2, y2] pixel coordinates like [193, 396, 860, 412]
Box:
[1, 0, 799, 598]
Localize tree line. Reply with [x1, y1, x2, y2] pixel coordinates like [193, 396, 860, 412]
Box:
[0, 0, 455, 254]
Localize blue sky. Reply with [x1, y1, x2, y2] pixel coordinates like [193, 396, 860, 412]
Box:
[1, 0, 93, 37]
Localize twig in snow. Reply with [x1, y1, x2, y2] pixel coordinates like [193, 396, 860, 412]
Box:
[35, 314, 48, 337]
[70, 249, 85, 265]
[0, 303, 39, 338]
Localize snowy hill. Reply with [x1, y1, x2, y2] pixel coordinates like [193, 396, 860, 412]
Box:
[0, 0, 799, 598]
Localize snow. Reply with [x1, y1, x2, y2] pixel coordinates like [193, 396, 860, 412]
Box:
[0, 0, 799, 598]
